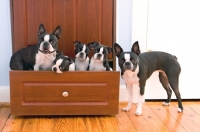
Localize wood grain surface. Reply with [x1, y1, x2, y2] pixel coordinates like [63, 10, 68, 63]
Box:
[1, 101, 200, 132]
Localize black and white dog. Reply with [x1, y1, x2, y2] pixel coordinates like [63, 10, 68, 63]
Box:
[52, 51, 75, 73]
[10, 24, 61, 70]
[74, 41, 90, 71]
[88, 42, 113, 71]
[114, 41, 183, 116]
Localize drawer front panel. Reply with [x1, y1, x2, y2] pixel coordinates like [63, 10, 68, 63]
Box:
[10, 71, 120, 115]
[22, 83, 107, 102]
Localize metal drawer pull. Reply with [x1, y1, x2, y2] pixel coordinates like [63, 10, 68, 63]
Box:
[62, 92, 69, 97]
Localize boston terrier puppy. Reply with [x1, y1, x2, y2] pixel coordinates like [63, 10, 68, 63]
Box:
[10, 24, 61, 70]
[52, 51, 75, 73]
[87, 42, 113, 71]
[74, 41, 90, 71]
[114, 41, 183, 116]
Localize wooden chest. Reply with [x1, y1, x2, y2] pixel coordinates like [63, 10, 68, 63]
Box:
[10, 71, 120, 116]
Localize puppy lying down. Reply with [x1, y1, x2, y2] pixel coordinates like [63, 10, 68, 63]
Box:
[52, 51, 75, 73]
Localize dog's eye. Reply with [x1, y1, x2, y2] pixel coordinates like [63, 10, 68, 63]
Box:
[59, 66, 64, 71]
[38, 39, 42, 43]
[51, 40, 56, 45]
[132, 59, 138, 64]
[119, 60, 124, 65]
[76, 48, 80, 52]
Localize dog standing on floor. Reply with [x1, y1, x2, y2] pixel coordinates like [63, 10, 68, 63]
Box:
[114, 41, 183, 116]
[10, 24, 61, 70]
[74, 41, 90, 71]
[88, 42, 113, 71]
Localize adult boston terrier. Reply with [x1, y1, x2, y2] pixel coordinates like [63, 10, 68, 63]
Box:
[74, 41, 90, 71]
[52, 51, 75, 73]
[114, 41, 183, 116]
[10, 24, 61, 70]
[88, 42, 113, 71]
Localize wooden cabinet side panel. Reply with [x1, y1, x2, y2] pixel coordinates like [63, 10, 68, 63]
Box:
[53, 0, 75, 57]
[12, 0, 27, 52]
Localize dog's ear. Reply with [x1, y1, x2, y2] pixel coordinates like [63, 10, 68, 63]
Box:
[74, 41, 82, 47]
[131, 41, 140, 55]
[114, 43, 123, 58]
[87, 42, 100, 50]
[107, 47, 113, 53]
[53, 26, 61, 39]
[38, 24, 46, 36]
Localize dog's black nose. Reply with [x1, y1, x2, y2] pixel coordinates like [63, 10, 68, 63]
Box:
[125, 62, 131, 66]
[97, 54, 102, 58]
[80, 52, 84, 56]
[53, 67, 57, 72]
[43, 42, 49, 46]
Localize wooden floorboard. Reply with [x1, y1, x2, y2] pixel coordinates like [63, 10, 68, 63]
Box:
[169, 102, 200, 132]
[1, 101, 200, 132]
[0, 107, 10, 132]
[99, 115, 119, 132]
[149, 102, 186, 132]
[118, 104, 137, 132]
[142, 102, 170, 132]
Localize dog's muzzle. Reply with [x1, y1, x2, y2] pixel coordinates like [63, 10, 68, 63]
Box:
[124, 62, 133, 70]
[39, 42, 56, 54]
[78, 52, 85, 59]
[52, 65, 62, 73]
[95, 54, 102, 60]
[39, 49, 56, 54]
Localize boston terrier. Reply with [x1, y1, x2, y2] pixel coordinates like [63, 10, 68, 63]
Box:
[74, 41, 90, 71]
[114, 41, 183, 116]
[10, 24, 61, 70]
[87, 42, 113, 71]
[52, 51, 75, 73]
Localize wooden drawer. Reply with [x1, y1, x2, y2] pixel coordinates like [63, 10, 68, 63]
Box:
[10, 71, 120, 115]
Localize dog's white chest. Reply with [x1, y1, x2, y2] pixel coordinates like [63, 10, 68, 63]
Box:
[75, 57, 89, 71]
[122, 69, 140, 84]
[35, 52, 56, 70]
[89, 59, 106, 71]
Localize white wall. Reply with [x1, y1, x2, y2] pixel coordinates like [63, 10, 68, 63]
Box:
[145, 0, 200, 99]
[116, 0, 134, 85]
[0, 0, 12, 101]
[0, 0, 12, 87]
[117, 0, 149, 101]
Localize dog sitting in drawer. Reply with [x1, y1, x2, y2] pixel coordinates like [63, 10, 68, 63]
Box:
[52, 51, 75, 73]
[87, 42, 113, 71]
[74, 41, 91, 71]
[10, 24, 61, 70]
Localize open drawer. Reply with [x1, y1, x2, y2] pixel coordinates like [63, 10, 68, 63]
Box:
[9, 71, 120, 116]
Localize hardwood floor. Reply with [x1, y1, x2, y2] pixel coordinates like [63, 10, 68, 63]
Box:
[1, 101, 200, 132]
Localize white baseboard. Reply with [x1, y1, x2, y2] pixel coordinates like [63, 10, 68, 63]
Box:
[0, 85, 128, 102]
[0, 86, 10, 102]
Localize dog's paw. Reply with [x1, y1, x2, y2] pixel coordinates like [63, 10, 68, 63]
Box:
[122, 107, 131, 112]
[178, 108, 183, 113]
[162, 102, 170, 106]
[135, 111, 142, 116]
[135, 107, 142, 116]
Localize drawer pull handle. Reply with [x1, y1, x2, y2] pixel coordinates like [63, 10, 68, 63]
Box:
[62, 92, 69, 97]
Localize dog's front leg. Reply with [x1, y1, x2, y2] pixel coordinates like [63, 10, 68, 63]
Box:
[135, 94, 144, 116]
[135, 85, 145, 116]
[122, 84, 133, 111]
[34, 65, 39, 70]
